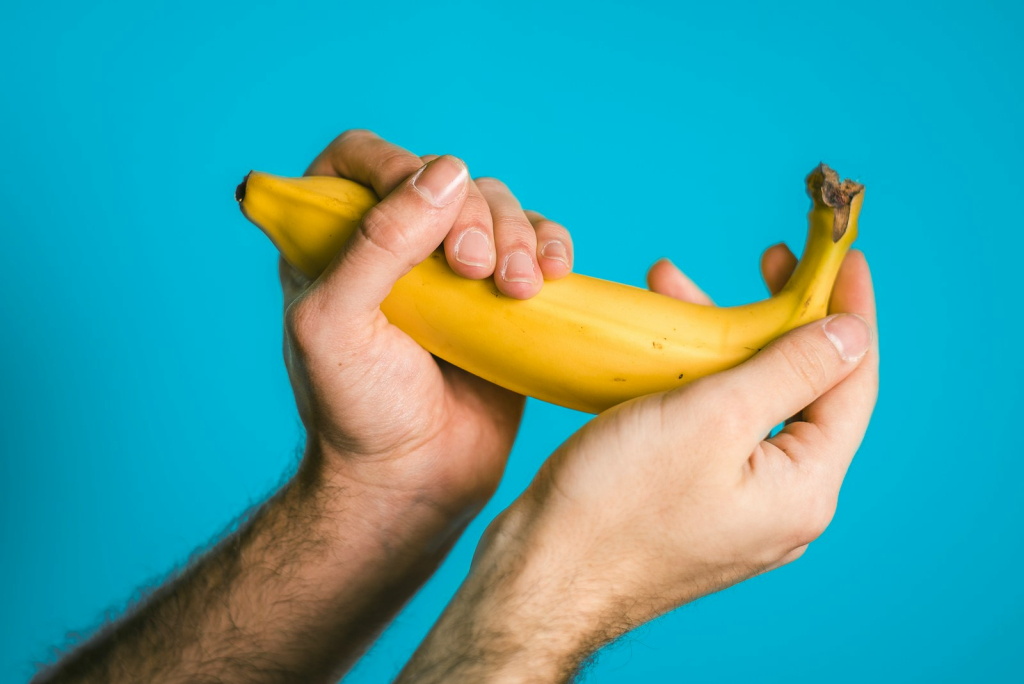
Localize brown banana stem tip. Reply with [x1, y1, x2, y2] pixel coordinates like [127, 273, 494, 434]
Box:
[235, 172, 250, 203]
[806, 163, 865, 242]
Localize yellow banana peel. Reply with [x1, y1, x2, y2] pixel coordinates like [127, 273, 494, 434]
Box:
[236, 164, 863, 414]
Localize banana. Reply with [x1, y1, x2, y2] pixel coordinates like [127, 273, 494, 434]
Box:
[236, 164, 863, 414]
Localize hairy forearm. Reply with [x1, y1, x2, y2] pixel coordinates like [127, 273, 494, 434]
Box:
[395, 506, 623, 684]
[35, 454, 465, 684]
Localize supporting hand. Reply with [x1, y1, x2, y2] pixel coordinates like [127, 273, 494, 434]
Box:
[398, 246, 878, 683]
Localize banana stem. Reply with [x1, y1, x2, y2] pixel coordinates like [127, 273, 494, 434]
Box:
[781, 164, 864, 326]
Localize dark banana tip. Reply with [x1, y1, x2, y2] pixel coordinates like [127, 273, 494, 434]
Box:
[806, 163, 864, 242]
[235, 172, 251, 203]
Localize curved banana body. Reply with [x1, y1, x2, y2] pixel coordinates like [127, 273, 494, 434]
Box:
[236, 166, 863, 414]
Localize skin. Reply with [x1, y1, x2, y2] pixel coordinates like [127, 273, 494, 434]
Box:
[32, 129, 876, 683]
[32, 131, 579, 683]
[396, 249, 878, 683]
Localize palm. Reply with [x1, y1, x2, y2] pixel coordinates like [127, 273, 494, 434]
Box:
[435, 360, 525, 494]
[280, 253, 524, 507]
[360, 318, 524, 502]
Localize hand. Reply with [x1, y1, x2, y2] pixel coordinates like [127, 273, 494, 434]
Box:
[398, 247, 879, 682]
[32, 132, 584, 684]
[281, 130, 575, 534]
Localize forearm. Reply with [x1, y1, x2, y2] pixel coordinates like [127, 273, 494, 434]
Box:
[395, 506, 621, 684]
[35, 450, 465, 684]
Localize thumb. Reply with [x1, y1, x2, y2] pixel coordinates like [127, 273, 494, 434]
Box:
[718, 313, 873, 435]
[313, 154, 469, 322]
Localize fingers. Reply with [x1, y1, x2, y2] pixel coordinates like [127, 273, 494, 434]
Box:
[428, 155, 574, 286]
[524, 210, 574, 280]
[760, 243, 798, 295]
[311, 155, 470, 324]
[305, 129, 421, 197]
[646, 258, 714, 305]
[646, 242, 798, 307]
[476, 177, 543, 299]
[307, 135, 499, 283]
[443, 178, 498, 278]
[716, 308, 873, 439]
[304, 130, 571, 301]
[419, 157, 498, 280]
[770, 250, 878, 477]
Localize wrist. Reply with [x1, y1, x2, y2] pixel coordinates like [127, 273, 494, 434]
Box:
[399, 500, 624, 683]
[294, 439, 479, 563]
[475, 500, 628, 652]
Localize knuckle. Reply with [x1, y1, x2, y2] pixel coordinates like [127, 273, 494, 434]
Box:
[716, 408, 751, 438]
[700, 384, 755, 437]
[772, 544, 808, 570]
[358, 204, 412, 259]
[502, 239, 538, 260]
[772, 336, 833, 396]
[335, 128, 376, 144]
[459, 188, 494, 216]
[492, 209, 533, 234]
[791, 489, 838, 545]
[787, 545, 808, 563]
[474, 176, 509, 192]
[534, 218, 568, 237]
[377, 149, 422, 182]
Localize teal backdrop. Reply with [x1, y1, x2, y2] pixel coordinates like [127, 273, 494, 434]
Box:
[2, 0, 1022, 681]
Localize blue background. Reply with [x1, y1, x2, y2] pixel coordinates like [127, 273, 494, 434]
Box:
[2, 0, 1021, 681]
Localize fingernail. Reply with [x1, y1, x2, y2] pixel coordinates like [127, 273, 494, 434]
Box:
[823, 314, 871, 361]
[411, 156, 468, 207]
[455, 229, 491, 267]
[540, 240, 569, 266]
[502, 251, 536, 284]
